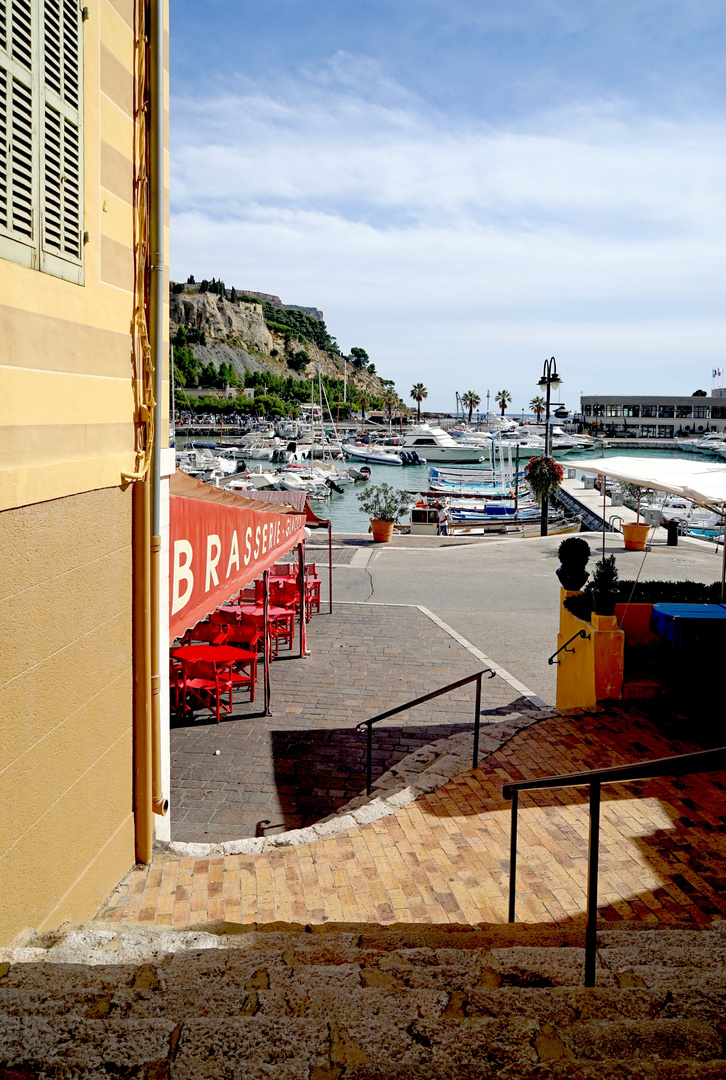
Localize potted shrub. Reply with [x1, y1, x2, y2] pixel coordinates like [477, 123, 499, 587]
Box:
[556, 536, 591, 591]
[591, 554, 620, 616]
[621, 483, 653, 551]
[356, 483, 411, 542]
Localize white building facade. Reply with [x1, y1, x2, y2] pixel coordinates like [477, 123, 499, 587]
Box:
[580, 392, 726, 438]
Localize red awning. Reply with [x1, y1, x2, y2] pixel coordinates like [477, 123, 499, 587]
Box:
[169, 472, 307, 638]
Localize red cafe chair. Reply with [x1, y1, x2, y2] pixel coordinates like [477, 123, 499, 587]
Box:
[226, 649, 257, 702]
[181, 621, 228, 646]
[169, 658, 185, 713]
[305, 563, 322, 617]
[182, 659, 234, 723]
[269, 609, 295, 654]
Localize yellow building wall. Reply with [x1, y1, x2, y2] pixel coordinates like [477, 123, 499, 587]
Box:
[0, 0, 169, 944]
[0, 489, 134, 940]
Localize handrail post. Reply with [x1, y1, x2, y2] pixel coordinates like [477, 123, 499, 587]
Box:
[366, 723, 373, 796]
[472, 674, 482, 771]
[508, 789, 518, 922]
[585, 781, 601, 987]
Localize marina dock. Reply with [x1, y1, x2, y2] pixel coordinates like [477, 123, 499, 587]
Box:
[559, 471, 643, 533]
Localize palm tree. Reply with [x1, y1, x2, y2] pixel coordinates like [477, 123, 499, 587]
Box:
[496, 389, 512, 417]
[358, 393, 370, 423]
[529, 395, 546, 422]
[383, 389, 399, 421]
[410, 383, 428, 421]
[461, 391, 481, 424]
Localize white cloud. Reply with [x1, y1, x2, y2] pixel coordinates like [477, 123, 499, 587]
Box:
[170, 61, 726, 409]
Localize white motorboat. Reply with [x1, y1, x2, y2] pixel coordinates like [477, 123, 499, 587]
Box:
[397, 425, 486, 463]
[342, 441, 403, 466]
[491, 431, 546, 456]
[684, 433, 726, 456]
[222, 477, 257, 495]
[176, 447, 238, 477]
[446, 427, 495, 450]
[245, 466, 279, 489]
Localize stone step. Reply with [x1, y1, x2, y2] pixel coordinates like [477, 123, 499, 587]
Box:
[2, 922, 726, 1077]
[0, 1013, 723, 1078]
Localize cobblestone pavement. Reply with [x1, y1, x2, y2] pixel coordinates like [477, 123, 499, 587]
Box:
[280, 544, 357, 566]
[170, 603, 519, 843]
[102, 705, 726, 929]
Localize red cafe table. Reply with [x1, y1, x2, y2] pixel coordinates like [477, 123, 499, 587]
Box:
[171, 643, 257, 718]
[217, 603, 295, 655]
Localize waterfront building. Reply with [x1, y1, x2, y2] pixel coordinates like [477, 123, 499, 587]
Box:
[580, 392, 726, 438]
[1, 0, 170, 945]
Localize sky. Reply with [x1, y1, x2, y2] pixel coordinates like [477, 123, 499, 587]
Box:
[170, 0, 726, 414]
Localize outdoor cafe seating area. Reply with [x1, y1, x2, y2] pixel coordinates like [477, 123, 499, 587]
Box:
[170, 562, 322, 723]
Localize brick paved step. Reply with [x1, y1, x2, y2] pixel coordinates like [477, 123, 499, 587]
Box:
[2, 923, 726, 1077]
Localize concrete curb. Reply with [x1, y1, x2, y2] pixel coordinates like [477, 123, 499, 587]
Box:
[162, 704, 557, 860]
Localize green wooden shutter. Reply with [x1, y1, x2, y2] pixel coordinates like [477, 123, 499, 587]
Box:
[0, 0, 37, 265]
[39, 0, 82, 280]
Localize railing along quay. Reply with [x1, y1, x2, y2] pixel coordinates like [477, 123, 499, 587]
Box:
[557, 488, 617, 533]
[357, 670, 495, 796]
[503, 745, 726, 986]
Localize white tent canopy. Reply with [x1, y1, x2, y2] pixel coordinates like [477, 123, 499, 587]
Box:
[577, 456, 726, 507]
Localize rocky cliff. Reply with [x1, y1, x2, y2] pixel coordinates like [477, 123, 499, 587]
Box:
[169, 291, 389, 398]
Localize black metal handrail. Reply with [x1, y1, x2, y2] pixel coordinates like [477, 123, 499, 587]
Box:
[502, 745, 726, 986]
[547, 628, 590, 666]
[356, 669, 495, 796]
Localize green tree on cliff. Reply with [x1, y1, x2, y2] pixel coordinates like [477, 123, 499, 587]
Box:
[350, 347, 369, 368]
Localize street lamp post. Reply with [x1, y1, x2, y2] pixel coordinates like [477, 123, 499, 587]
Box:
[537, 356, 563, 536]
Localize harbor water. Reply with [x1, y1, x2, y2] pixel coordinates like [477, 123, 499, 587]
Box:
[317, 446, 708, 534]
[176, 434, 710, 534]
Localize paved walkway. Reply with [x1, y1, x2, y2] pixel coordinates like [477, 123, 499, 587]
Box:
[100, 705, 726, 929]
[170, 604, 520, 843]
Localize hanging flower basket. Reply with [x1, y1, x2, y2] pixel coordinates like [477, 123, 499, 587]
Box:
[524, 456, 565, 505]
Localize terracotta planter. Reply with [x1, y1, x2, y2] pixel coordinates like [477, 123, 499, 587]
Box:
[370, 519, 394, 543]
[623, 522, 651, 551]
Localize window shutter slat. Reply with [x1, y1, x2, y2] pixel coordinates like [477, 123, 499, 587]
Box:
[61, 112, 78, 254]
[40, 0, 81, 268]
[42, 0, 59, 93]
[0, 66, 8, 228]
[42, 0, 77, 109]
[60, 0, 76, 107]
[42, 99, 59, 246]
[10, 0, 32, 71]
[10, 73, 33, 237]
